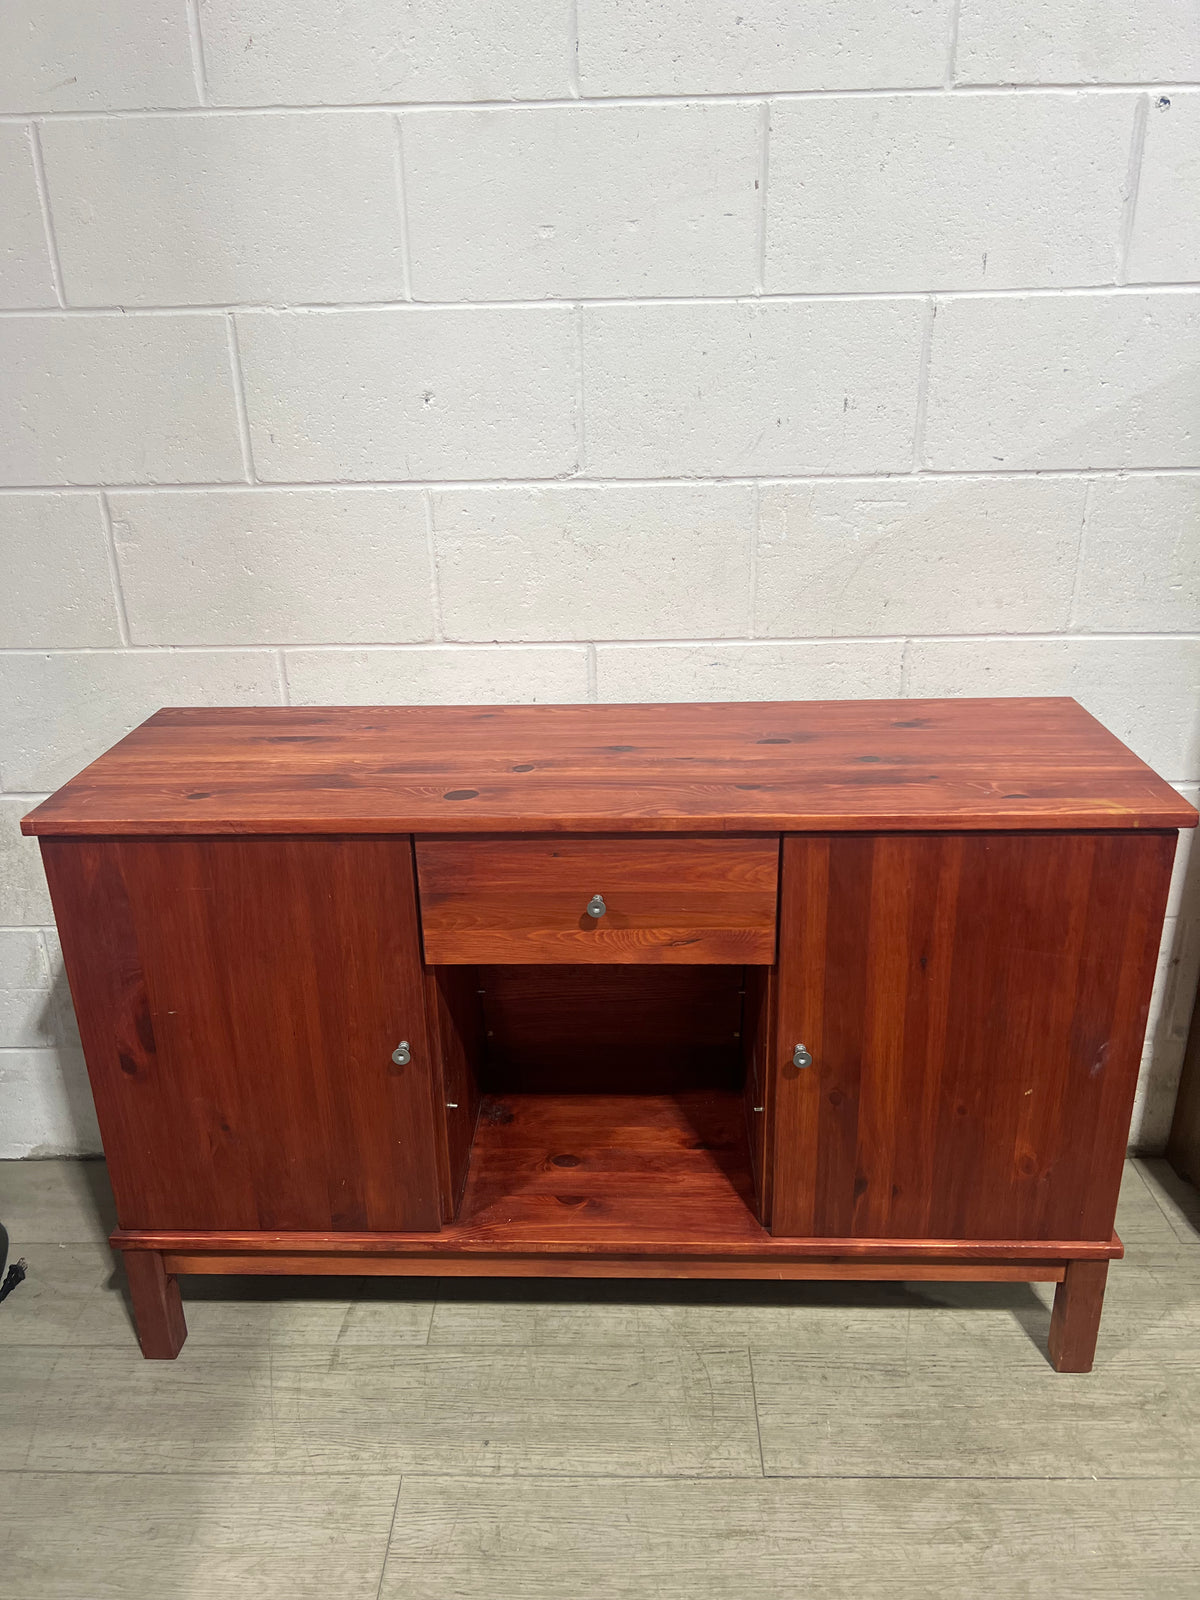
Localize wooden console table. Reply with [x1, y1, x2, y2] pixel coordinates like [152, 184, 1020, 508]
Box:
[23, 698, 1196, 1370]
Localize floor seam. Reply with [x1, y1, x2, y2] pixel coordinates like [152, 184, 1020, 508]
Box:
[1134, 1158, 1200, 1246]
[374, 1475, 404, 1600]
[4, 1466, 1200, 1482]
[746, 1345, 767, 1478]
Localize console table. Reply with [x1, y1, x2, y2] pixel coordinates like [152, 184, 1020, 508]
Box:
[23, 698, 1196, 1370]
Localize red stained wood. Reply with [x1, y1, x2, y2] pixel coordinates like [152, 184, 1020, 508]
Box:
[156, 1253, 1066, 1283]
[21, 698, 1197, 838]
[741, 963, 775, 1215]
[423, 962, 484, 1220]
[770, 831, 1175, 1242]
[1048, 1259, 1110, 1372]
[476, 964, 744, 1093]
[123, 1250, 186, 1359]
[33, 696, 1188, 1364]
[42, 836, 443, 1233]
[416, 836, 779, 964]
[112, 1093, 1122, 1262]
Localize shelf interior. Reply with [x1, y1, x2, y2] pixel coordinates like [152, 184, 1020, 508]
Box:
[449, 1090, 767, 1247]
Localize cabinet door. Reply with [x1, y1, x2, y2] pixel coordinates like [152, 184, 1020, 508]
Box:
[770, 832, 1175, 1242]
[43, 836, 442, 1232]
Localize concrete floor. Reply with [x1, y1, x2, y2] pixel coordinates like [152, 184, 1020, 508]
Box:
[0, 1159, 1198, 1597]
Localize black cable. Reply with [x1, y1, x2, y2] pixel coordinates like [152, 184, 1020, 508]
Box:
[0, 1258, 27, 1303]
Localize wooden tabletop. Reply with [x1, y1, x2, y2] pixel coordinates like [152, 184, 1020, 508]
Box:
[20, 698, 1197, 837]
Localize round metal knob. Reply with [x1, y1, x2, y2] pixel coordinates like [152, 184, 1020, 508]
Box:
[391, 1041, 412, 1066]
[586, 894, 607, 919]
[793, 1043, 812, 1069]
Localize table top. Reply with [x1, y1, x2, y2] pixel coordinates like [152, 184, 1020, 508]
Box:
[21, 697, 1197, 838]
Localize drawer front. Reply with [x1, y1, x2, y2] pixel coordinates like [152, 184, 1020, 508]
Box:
[416, 836, 779, 964]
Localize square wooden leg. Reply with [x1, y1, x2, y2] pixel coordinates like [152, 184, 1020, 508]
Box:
[1048, 1259, 1109, 1373]
[123, 1250, 187, 1359]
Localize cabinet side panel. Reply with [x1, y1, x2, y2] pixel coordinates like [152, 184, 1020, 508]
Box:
[47, 837, 441, 1232]
[40, 840, 190, 1228]
[1049, 831, 1176, 1239]
[771, 831, 1176, 1242]
[741, 962, 775, 1221]
[425, 963, 484, 1219]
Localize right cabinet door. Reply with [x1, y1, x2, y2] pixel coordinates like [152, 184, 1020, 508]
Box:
[769, 832, 1175, 1242]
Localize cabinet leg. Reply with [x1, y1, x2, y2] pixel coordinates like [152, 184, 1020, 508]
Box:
[1048, 1259, 1109, 1373]
[123, 1250, 187, 1359]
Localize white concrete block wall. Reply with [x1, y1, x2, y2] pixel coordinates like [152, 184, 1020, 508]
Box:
[0, 1, 1196, 1156]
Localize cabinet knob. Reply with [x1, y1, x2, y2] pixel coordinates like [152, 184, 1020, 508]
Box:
[391, 1040, 412, 1066]
[793, 1043, 812, 1069]
[586, 894, 607, 919]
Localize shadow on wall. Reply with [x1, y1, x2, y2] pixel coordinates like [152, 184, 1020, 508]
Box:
[19, 971, 102, 1158]
[1142, 828, 1200, 1151]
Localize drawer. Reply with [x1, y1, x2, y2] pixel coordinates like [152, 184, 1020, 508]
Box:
[416, 836, 779, 965]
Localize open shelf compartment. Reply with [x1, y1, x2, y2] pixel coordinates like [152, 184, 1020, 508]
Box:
[425, 960, 773, 1241]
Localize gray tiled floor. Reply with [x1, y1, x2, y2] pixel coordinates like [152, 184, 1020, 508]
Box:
[1, 1159, 1198, 1597]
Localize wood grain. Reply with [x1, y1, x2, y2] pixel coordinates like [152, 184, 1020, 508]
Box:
[157, 1253, 1066, 1283]
[29, 697, 1190, 1366]
[111, 1091, 1121, 1264]
[416, 835, 779, 964]
[770, 831, 1176, 1243]
[1, 1473, 401, 1600]
[42, 836, 444, 1233]
[377, 1476, 1200, 1600]
[122, 1250, 187, 1359]
[740, 963, 775, 1216]
[21, 698, 1197, 837]
[423, 962, 483, 1220]
[477, 964, 744, 1093]
[1048, 1258, 1110, 1373]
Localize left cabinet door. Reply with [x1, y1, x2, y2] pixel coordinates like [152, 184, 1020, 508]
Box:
[42, 836, 442, 1232]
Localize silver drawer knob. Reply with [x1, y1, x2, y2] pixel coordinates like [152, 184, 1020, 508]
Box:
[793, 1043, 812, 1069]
[391, 1040, 412, 1066]
[586, 894, 607, 918]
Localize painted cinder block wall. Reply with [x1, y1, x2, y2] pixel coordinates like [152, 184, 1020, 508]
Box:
[1, 0, 1198, 1156]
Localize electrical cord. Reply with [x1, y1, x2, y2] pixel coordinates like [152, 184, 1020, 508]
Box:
[0, 1222, 27, 1303]
[0, 1258, 26, 1302]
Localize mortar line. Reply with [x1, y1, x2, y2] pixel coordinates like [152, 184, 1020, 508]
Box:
[0, 629, 1194, 657]
[185, 0, 210, 105]
[2, 467, 1200, 495]
[1067, 478, 1095, 630]
[0, 85, 1195, 123]
[747, 479, 762, 637]
[2, 282, 1200, 316]
[29, 123, 66, 307]
[423, 487, 445, 642]
[1117, 94, 1150, 283]
[754, 100, 771, 293]
[97, 493, 133, 646]
[225, 314, 257, 482]
[911, 298, 937, 470]
[574, 304, 588, 473]
[899, 637, 913, 694]
[586, 643, 598, 701]
[567, 0, 581, 97]
[274, 649, 291, 705]
[944, 0, 963, 89]
[392, 115, 415, 302]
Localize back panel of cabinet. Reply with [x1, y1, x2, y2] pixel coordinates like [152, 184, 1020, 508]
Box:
[42, 836, 442, 1232]
[770, 831, 1176, 1242]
